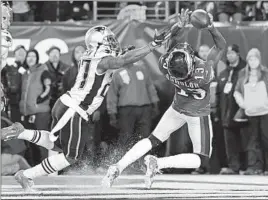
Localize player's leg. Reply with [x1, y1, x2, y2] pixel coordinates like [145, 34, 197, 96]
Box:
[156, 115, 213, 170]
[60, 113, 88, 168]
[1, 123, 54, 150]
[102, 106, 186, 187]
[1, 100, 66, 150]
[14, 100, 74, 191]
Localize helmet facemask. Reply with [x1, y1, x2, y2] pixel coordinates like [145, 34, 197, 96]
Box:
[1, 2, 12, 30]
[166, 43, 195, 80]
[103, 35, 121, 55]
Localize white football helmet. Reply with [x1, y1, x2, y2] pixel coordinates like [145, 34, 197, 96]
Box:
[84, 25, 121, 58]
[1, 2, 12, 30]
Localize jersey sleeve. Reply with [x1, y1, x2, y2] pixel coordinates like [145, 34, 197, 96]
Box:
[158, 54, 169, 75]
[204, 65, 215, 84]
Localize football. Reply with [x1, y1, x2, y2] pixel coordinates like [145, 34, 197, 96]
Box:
[190, 9, 210, 29]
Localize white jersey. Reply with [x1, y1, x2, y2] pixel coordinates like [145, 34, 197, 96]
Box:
[1, 29, 12, 68]
[68, 57, 113, 114]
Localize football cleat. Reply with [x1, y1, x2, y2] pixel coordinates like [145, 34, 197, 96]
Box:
[144, 155, 162, 189]
[101, 165, 120, 188]
[1, 122, 24, 141]
[14, 170, 34, 192]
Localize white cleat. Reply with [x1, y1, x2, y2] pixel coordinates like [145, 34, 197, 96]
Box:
[14, 170, 34, 192]
[144, 155, 161, 189]
[101, 165, 120, 188]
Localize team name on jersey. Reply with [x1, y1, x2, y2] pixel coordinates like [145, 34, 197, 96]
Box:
[166, 74, 200, 89]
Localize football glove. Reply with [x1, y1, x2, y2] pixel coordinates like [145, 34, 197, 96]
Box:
[151, 28, 172, 47]
[120, 45, 136, 55]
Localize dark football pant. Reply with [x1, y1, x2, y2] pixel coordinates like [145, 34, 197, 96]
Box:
[51, 99, 90, 160]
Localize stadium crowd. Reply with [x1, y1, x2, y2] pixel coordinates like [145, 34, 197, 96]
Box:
[7, 1, 268, 22]
[1, 1, 268, 177]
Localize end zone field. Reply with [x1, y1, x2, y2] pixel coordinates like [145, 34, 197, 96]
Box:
[2, 175, 268, 199]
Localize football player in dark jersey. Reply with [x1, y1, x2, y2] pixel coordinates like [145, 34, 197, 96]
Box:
[102, 9, 226, 188]
[1, 24, 172, 191]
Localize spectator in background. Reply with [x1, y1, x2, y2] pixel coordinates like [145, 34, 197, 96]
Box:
[197, 44, 226, 77]
[234, 48, 268, 175]
[107, 59, 160, 155]
[62, 45, 86, 92]
[255, 1, 268, 20]
[9, 1, 34, 21]
[195, 2, 218, 20]
[1, 45, 27, 122]
[217, 2, 245, 22]
[19, 49, 52, 166]
[44, 46, 70, 109]
[69, 1, 92, 21]
[216, 44, 247, 175]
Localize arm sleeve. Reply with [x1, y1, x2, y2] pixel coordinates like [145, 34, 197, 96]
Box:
[233, 77, 245, 108]
[37, 70, 52, 103]
[41, 70, 52, 85]
[235, 77, 243, 93]
[106, 73, 120, 115]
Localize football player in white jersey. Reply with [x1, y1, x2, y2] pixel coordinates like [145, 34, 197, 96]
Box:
[1, 24, 173, 191]
[1, 2, 13, 111]
[1, 2, 12, 69]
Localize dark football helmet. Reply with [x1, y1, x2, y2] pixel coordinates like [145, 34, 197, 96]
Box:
[164, 42, 195, 80]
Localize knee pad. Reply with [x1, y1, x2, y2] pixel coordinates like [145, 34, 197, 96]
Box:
[148, 134, 162, 148]
[196, 154, 210, 169]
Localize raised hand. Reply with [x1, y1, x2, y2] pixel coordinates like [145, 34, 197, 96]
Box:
[207, 13, 214, 28]
[177, 8, 192, 27]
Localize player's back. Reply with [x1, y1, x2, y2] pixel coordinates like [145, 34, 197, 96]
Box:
[160, 56, 213, 117]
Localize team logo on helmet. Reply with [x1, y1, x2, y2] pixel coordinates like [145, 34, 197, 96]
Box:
[165, 42, 195, 80]
[84, 25, 121, 58]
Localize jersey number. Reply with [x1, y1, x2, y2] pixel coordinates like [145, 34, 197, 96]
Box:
[177, 88, 206, 100]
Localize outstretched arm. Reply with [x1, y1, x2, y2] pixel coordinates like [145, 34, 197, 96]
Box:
[98, 43, 157, 70]
[206, 14, 227, 68]
[98, 8, 192, 71]
[166, 8, 191, 50]
[98, 27, 172, 71]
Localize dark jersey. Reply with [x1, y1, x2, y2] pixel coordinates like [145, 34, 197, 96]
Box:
[159, 53, 214, 117]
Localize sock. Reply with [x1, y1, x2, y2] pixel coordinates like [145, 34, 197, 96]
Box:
[23, 153, 70, 179]
[18, 130, 54, 150]
[157, 153, 201, 170]
[117, 138, 152, 173]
